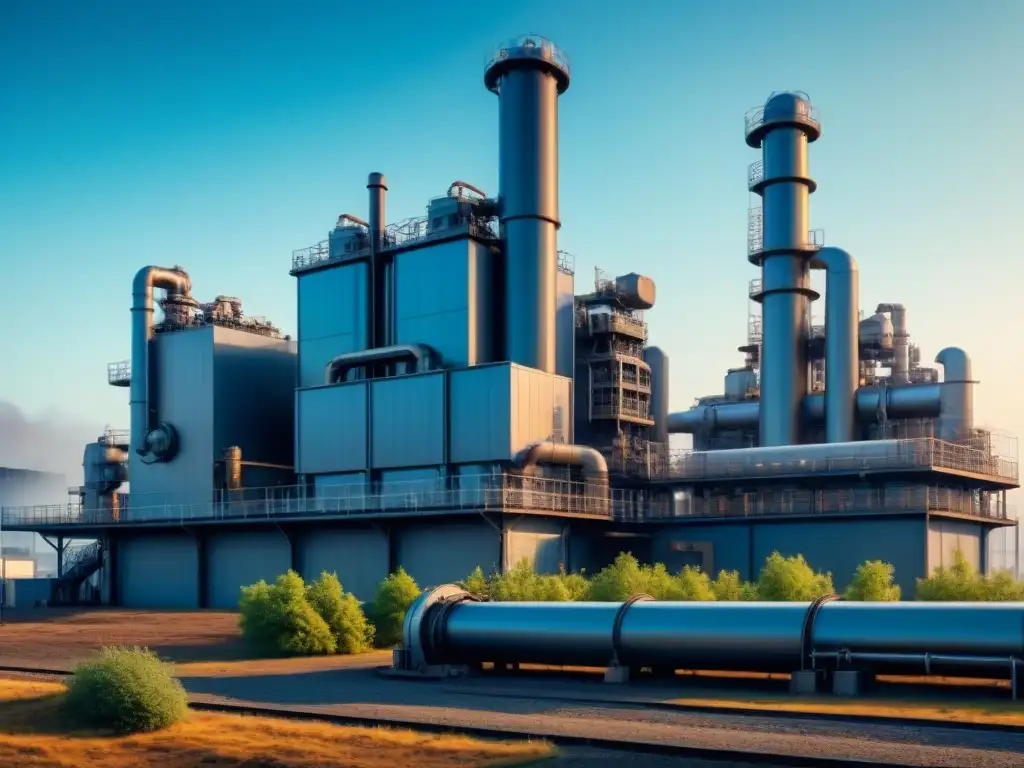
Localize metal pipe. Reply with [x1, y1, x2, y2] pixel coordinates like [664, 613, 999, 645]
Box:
[747, 93, 822, 446]
[666, 383, 943, 434]
[514, 441, 608, 488]
[367, 173, 388, 354]
[485, 35, 570, 374]
[935, 347, 975, 441]
[811, 248, 859, 443]
[399, 587, 1024, 684]
[644, 347, 669, 446]
[131, 266, 191, 461]
[447, 180, 488, 200]
[875, 303, 909, 384]
[324, 344, 435, 385]
[337, 213, 370, 229]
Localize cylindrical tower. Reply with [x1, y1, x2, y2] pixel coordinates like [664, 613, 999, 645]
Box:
[485, 35, 570, 374]
[367, 172, 390, 351]
[746, 92, 821, 446]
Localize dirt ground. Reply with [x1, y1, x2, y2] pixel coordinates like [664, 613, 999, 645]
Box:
[0, 607, 246, 669]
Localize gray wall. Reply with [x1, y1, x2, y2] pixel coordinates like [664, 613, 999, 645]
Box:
[296, 262, 369, 389]
[395, 518, 501, 586]
[556, 269, 575, 381]
[505, 516, 567, 574]
[651, 516, 928, 597]
[118, 532, 199, 609]
[927, 518, 983, 572]
[297, 526, 389, 602]
[206, 529, 291, 609]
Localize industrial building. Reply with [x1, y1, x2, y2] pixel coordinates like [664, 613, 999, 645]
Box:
[0, 36, 1017, 608]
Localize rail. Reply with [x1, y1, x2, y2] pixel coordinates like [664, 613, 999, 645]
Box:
[747, 207, 826, 257]
[557, 249, 575, 275]
[591, 403, 653, 421]
[744, 95, 820, 138]
[617, 437, 1020, 485]
[106, 360, 130, 386]
[748, 160, 763, 188]
[485, 35, 571, 78]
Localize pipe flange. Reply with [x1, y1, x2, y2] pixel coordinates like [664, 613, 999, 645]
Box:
[402, 584, 472, 672]
[612, 593, 653, 666]
[801, 593, 840, 671]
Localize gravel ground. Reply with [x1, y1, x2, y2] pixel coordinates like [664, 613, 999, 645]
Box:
[531, 749, 796, 767]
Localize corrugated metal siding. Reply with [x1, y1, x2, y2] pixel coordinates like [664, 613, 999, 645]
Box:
[449, 365, 512, 463]
[509, 364, 573, 451]
[297, 264, 369, 388]
[556, 269, 575, 381]
[371, 374, 445, 468]
[296, 384, 368, 473]
[506, 516, 566, 573]
[927, 519, 982, 572]
[467, 241, 498, 365]
[118, 533, 199, 609]
[206, 530, 291, 609]
[299, 528, 389, 601]
[395, 520, 501, 587]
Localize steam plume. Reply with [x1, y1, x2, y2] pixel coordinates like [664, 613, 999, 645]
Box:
[0, 400, 103, 487]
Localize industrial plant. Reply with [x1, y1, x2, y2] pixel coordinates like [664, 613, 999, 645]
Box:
[0, 35, 1018, 612]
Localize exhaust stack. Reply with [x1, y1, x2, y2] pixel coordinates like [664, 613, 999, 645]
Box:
[812, 248, 859, 443]
[746, 92, 821, 446]
[485, 35, 570, 374]
[367, 173, 390, 353]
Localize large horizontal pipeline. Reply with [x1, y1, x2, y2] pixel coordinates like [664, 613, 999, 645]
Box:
[401, 587, 1024, 683]
[667, 383, 942, 434]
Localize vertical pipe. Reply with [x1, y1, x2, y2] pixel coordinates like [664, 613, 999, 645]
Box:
[935, 347, 975, 441]
[747, 93, 821, 446]
[367, 173, 388, 358]
[876, 303, 909, 384]
[644, 346, 669, 446]
[485, 36, 570, 374]
[812, 247, 859, 443]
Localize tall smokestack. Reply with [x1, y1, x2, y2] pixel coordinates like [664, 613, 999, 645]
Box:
[367, 173, 389, 349]
[485, 35, 570, 374]
[746, 92, 821, 446]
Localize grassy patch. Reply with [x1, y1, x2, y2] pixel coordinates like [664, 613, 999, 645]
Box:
[0, 679, 554, 768]
[174, 650, 393, 678]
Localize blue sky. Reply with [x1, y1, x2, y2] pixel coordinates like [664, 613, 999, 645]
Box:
[1, 0, 1022, 512]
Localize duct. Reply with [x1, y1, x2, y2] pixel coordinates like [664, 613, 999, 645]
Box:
[399, 587, 1024, 685]
[131, 265, 192, 461]
[514, 441, 609, 489]
[747, 92, 822, 447]
[876, 303, 909, 384]
[485, 35, 570, 374]
[644, 347, 669, 445]
[324, 344, 434, 385]
[935, 347, 975, 442]
[667, 383, 943, 435]
[811, 247, 859, 443]
[367, 172, 390, 353]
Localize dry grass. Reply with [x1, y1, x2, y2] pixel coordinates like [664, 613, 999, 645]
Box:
[175, 650, 393, 678]
[0, 679, 554, 768]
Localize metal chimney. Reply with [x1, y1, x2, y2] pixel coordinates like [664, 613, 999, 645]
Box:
[746, 92, 821, 446]
[367, 173, 390, 351]
[485, 35, 570, 374]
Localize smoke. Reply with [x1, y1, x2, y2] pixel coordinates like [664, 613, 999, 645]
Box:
[0, 400, 104, 487]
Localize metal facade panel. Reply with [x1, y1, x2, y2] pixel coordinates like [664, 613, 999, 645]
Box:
[206, 530, 292, 609]
[296, 384, 367, 474]
[506, 517, 566, 574]
[212, 327, 297, 470]
[129, 327, 216, 514]
[555, 269, 575, 380]
[118, 533, 199, 609]
[509, 364, 573, 453]
[370, 373, 445, 469]
[394, 239, 500, 367]
[299, 528, 389, 601]
[395, 519, 501, 587]
[927, 519, 982, 573]
[297, 263, 369, 388]
[448, 365, 512, 464]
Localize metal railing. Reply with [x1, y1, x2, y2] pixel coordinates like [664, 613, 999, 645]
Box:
[616, 437, 1019, 485]
[748, 160, 764, 188]
[0, 473, 626, 528]
[744, 94, 820, 138]
[591, 403, 652, 421]
[486, 35, 570, 78]
[106, 360, 130, 386]
[646, 485, 1015, 522]
[747, 207, 825, 257]
[557, 250, 575, 275]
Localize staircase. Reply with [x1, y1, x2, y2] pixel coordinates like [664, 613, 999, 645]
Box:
[52, 542, 103, 606]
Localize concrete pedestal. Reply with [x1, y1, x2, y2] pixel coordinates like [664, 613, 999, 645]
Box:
[604, 665, 630, 684]
[789, 670, 819, 695]
[832, 670, 873, 697]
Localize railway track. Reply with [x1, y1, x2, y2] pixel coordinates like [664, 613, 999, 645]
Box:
[1, 664, 1020, 767]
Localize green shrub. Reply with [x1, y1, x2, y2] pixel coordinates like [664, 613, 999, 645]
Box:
[369, 567, 422, 647]
[63, 646, 188, 734]
[845, 560, 901, 601]
[306, 572, 375, 653]
[756, 552, 835, 601]
[915, 550, 983, 601]
[980, 570, 1024, 601]
[463, 566, 491, 596]
[711, 570, 760, 601]
[238, 570, 336, 656]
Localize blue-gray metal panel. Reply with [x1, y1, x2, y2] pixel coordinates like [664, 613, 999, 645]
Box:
[555, 269, 575, 380]
[506, 516, 566, 573]
[379, 468, 442, 511]
[509, 364, 573, 453]
[395, 519, 501, 587]
[212, 327, 297, 467]
[297, 264, 369, 388]
[395, 239, 481, 368]
[370, 373, 445, 469]
[296, 384, 367, 474]
[129, 327, 215, 514]
[118, 533, 199, 609]
[314, 472, 367, 489]
[298, 528, 389, 601]
[206, 530, 291, 609]
[468, 241, 499, 365]
[927, 518, 982, 573]
[650, 524, 751, 579]
[448, 365, 512, 464]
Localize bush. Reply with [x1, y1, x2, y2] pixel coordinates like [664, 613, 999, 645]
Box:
[915, 550, 1024, 601]
[63, 646, 188, 734]
[238, 570, 336, 656]
[755, 552, 835, 601]
[369, 567, 422, 647]
[711, 570, 759, 601]
[306, 572, 375, 653]
[845, 560, 901, 601]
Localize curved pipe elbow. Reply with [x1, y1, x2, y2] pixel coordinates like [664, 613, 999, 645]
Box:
[447, 180, 487, 200]
[935, 347, 975, 383]
[324, 343, 435, 385]
[132, 266, 192, 302]
[514, 441, 609, 483]
[811, 246, 858, 275]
